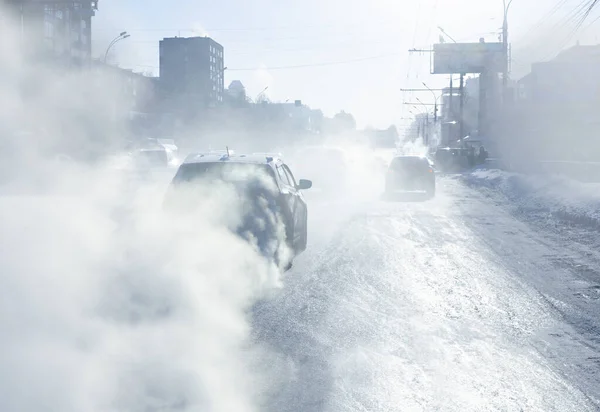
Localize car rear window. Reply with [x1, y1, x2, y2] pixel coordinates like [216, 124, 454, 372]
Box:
[172, 162, 276, 185]
[390, 157, 430, 171]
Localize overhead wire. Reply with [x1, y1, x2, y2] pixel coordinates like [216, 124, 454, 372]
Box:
[579, 0, 599, 22]
[536, 0, 594, 61]
[129, 36, 404, 56]
[514, 0, 570, 46]
[514, 0, 593, 64]
[576, 0, 600, 31]
[402, 0, 423, 119]
[226, 53, 402, 71]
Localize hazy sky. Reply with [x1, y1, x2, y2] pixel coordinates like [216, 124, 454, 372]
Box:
[93, 0, 600, 128]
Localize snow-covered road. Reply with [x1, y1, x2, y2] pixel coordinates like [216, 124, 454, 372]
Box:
[254, 176, 600, 411]
[3, 168, 600, 411]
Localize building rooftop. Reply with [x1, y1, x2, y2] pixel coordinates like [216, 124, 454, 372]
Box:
[160, 36, 223, 46]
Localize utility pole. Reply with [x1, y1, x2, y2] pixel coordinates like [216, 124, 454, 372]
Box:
[459, 73, 465, 142]
[421, 82, 439, 123]
[449, 76, 453, 121]
[502, 0, 513, 104]
[425, 112, 430, 145]
[479, 71, 487, 138]
[442, 74, 456, 144]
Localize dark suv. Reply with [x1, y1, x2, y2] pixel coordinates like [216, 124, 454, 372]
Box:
[164, 152, 312, 270]
[385, 155, 435, 197]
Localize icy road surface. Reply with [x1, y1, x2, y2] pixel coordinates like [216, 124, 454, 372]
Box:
[254, 176, 600, 412]
[3, 169, 600, 411]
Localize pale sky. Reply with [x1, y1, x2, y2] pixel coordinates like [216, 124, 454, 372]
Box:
[93, 0, 600, 128]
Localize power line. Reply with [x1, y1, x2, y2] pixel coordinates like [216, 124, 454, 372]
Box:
[538, 0, 592, 60]
[128, 37, 403, 56]
[226, 53, 401, 71]
[578, 0, 600, 29]
[123, 21, 403, 34]
[514, 0, 570, 46]
[516, 0, 593, 63]
[580, 0, 599, 22]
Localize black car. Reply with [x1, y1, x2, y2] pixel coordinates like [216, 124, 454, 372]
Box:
[385, 155, 435, 197]
[164, 151, 312, 270]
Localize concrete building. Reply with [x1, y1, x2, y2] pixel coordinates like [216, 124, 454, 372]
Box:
[504, 44, 600, 162]
[5, 0, 99, 67]
[159, 36, 224, 109]
[518, 45, 600, 108]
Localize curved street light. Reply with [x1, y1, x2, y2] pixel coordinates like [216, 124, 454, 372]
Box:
[255, 86, 269, 103]
[104, 31, 130, 63]
[415, 98, 432, 145]
[502, 0, 514, 93]
[422, 82, 443, 122]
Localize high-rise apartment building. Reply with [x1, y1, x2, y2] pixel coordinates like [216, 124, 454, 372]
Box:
[5, 0, 99, 67]
[159, 36, 224, 108]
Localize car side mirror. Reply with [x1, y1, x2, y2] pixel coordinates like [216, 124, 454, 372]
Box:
[296, 179, 312, 190]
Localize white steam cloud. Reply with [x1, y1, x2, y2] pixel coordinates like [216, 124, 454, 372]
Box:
[0, 6, 283, 412]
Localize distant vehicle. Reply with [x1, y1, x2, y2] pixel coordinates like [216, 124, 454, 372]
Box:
[385, 155, 435, 197]
[164, 151, 312, 271]
[133, 147, 169, 168]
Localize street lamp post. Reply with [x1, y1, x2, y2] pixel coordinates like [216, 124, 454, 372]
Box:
[255, 86, 269, 103]
[422, 82, 441, 122]
[415, 98, 431, 145]
[502, 0, 514, 100]
[104, 31, 130, 64]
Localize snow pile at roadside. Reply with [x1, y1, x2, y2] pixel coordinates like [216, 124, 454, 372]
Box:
[463, 169, 600, 227]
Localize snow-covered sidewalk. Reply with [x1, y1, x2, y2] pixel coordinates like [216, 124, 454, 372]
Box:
[461, 169, 600, 228]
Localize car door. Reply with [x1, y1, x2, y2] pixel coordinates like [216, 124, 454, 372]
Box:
[275, 163, 303, 249]
[282, 164, 306, 249]
[275, 163, 299, 246]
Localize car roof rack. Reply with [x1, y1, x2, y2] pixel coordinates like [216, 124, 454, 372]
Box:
[185, 149, 235, 159]
[251, 152, 283, 158]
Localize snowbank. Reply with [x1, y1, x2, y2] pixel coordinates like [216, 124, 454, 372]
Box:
[463, 169, 600, 228]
